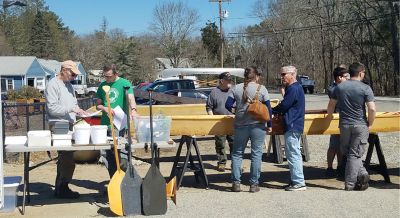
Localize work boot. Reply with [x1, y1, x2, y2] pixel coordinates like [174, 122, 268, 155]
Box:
[249, 184, 260, 193]
[55, 184, 80, 199]
[231, 183, 241, 192]
[217, 163, 226, 172]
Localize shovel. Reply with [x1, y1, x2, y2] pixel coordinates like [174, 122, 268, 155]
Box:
[121, 86, 142, 216]
[142, 88, 167, 215]
[103, 85, 125, 216]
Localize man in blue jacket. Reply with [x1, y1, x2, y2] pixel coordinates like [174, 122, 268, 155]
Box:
[272, 65, 306, 191]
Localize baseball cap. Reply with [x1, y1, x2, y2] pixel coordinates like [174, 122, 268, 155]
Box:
[219, 72, 232, 80]
[61, 60, 81, 75]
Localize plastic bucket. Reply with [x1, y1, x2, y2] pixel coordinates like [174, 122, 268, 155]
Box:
[74, 124, 91, 144]
[0, 176, 22, 213]
[90, 125, 108, 144]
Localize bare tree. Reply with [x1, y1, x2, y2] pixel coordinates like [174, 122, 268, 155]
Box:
[150, 1, 199, 67]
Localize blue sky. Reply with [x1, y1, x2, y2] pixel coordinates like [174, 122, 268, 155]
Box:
[45, 0, 262, 36]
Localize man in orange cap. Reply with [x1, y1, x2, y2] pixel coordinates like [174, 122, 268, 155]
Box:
[46, 60, 88, 199]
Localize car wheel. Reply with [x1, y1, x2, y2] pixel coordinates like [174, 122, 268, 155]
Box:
[308, 87, 314, 94]
[303, 87, 308, 94]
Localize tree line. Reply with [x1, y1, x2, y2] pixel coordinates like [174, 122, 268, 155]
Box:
[0, 0, 398, 95]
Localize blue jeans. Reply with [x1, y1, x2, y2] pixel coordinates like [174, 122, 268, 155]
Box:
[231, 123, 266, 185]
[284, 131, 305, 186]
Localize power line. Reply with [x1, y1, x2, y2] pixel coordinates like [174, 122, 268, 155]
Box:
[226, 12, 396, 38]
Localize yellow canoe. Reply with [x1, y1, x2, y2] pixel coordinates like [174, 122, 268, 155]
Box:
[167, 112, 400, 136]
[86, 105, 399, 136]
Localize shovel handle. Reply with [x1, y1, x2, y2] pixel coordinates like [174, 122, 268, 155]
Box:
[148, 88, 155, 164]
[104, 87, 121, 172]
[124, 86, 132, 164]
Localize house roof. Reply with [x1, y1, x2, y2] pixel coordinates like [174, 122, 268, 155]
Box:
[38, 59, 87, 77]
[0, 56, 39, 76]
[37, 59, 61, 76]
[155, 58, 191, 69]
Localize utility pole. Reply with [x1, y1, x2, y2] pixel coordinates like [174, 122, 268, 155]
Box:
[210, 0, 230, 68]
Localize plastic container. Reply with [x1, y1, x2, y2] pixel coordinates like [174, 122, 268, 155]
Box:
[90, 125, 108, 144]
[0, 176, 22, 213]
[27, 130, 51, 147]
[134, 116, 171, 143]
[73, 124, 91, 145]
[53, 121, 70, 134]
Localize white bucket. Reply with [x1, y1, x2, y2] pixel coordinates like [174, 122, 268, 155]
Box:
[90, 125, 108, 144]
[74, 124, 91, 145]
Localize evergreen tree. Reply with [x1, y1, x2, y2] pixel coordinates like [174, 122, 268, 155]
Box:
[201, 21, 220, 59]
[29, 10, 52, 58]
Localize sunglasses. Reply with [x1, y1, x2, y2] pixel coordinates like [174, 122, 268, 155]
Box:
[68, 70, 78, 77]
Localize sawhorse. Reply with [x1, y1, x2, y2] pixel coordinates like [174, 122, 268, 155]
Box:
[269, 134, 310, 164]
[365, 133, 390, 183]
[169, 135, 209, 190]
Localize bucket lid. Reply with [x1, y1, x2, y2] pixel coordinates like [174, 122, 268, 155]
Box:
[91, 125, 107, 129]
[3, 176, 22, 188]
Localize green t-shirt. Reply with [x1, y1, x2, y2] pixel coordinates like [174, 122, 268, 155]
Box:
[96, 77, 133, 126]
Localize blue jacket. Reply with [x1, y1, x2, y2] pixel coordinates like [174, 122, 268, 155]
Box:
[272, 82, 305, 133]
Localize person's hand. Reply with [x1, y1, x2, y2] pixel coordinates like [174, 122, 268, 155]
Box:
[99, 105, 115, 116]
[267, 127, 272, 133]
[73, 108, 89, 116]
[131, 109, 139, 119]
[326, 113, 334, 120]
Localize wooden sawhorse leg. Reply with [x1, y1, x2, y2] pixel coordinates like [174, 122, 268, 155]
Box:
[364, 134, 390, 183]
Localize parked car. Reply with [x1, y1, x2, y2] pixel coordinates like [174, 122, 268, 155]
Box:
[135, 82, 151, 90]
[297, 75, 315, 94]
[135, 79, 196, 104]
[164, 89, 208, 100]
[142, 89, 208, 105]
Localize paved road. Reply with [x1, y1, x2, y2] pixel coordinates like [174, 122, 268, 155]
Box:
[269, 93, 400, 111]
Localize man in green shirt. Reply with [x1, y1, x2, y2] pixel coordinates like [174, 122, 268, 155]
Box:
[96, 64, 138, 178]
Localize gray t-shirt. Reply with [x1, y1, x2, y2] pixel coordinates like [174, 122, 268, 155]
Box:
[228, 82, 270, 127]
[332, 79, 375, 126]
[45, 77, 78, 124]
[206, 86, 233, 115]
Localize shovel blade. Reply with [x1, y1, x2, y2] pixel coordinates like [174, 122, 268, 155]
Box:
[121, 165, 142, 216]
[142, 164, 167, 215]
[166, 176, 177, 205]
[108, 170, 125, 216]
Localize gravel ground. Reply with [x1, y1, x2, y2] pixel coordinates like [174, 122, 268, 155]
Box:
[1, 94, 399, 217]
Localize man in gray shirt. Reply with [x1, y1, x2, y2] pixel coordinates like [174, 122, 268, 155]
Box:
[46, 60, 88, 198]
[206, 72, 234, 171]
[327, 62, 376, 191]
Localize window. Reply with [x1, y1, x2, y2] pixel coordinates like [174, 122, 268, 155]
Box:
[27, 78, 35, 87]
[1, 79, 6, 92]
[7, 79, 13, 90]
[36, 78, 44, 88]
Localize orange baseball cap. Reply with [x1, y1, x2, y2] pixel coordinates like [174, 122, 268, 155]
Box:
[61, 60, 81, 75]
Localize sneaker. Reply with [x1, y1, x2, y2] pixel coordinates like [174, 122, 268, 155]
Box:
[326, 167, 335, 178]
[249, 184, 260, 193]
[217, 163, 226, 172]
[285, 184, 306, 191]
[231, 183, 241, 192]
[355, 174, 369, 191]
[56, 186, 80, 199]
[345, 185, 354, 191]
